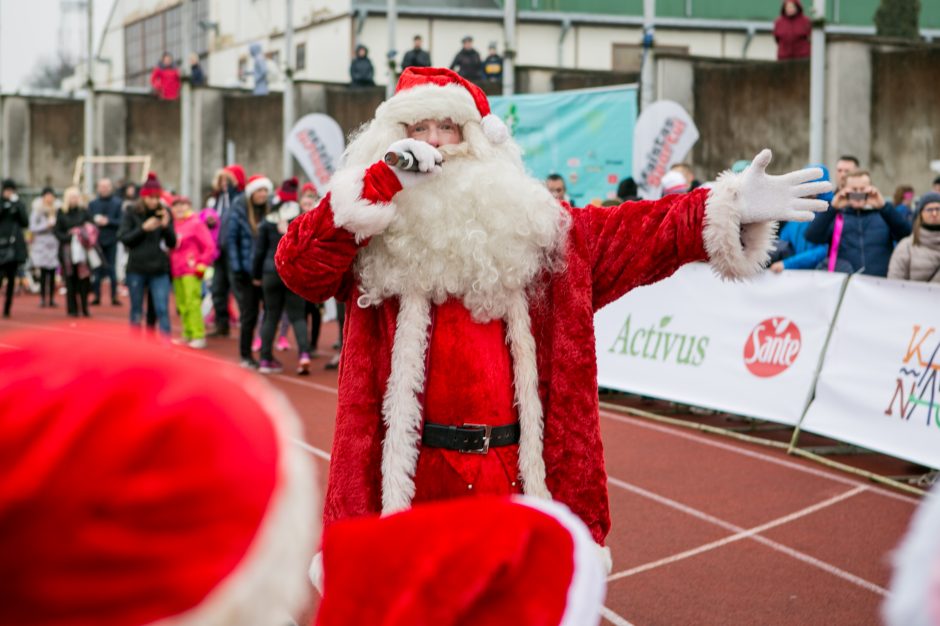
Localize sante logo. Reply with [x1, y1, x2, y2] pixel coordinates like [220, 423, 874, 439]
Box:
[743, 317, 802, 378]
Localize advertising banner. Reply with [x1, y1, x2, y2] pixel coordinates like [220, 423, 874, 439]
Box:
[800, 276, 940, 468]
[631, 100, 699, 199]
[286, 113, 345, 197]
[489, 85, 637, 206]
[595, 264, 846, 425]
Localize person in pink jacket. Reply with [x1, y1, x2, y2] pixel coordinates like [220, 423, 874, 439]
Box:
[169, 196, 216, 348]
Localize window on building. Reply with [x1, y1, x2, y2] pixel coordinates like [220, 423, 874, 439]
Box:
[124, 0, 211, 87]
[296, 42, 306, 70]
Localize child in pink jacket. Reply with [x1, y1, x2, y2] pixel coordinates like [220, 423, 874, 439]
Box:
[169, 196, 216, 348]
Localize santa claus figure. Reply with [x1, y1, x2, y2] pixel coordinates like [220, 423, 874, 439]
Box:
[276, 67, 831, 564]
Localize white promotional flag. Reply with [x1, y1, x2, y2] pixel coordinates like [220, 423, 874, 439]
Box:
[632, 100, 699, 199]
[286, 113, 345, 197]
[595, 264, 846, 425]
[801, 276, 940, 468]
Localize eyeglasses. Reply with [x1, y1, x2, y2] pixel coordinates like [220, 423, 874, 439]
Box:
[923, 207, 940, 215]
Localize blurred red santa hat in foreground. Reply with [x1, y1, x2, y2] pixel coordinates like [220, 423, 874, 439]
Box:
[884, 483, 940, 626]
[0, 323, 318, 626]
[315, 495, 607, 626]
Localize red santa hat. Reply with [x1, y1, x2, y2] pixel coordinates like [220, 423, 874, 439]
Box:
[0, 324, 318, 626]
[140, 170, 163, 197]
[245, 174, 274, 198]
[315, 496, 606, 626]
[375, 66, 510, 144]
[225, 163, 247, 190]
[300, 181, 318, 197]
[277, 176, 299, 203]
[661, 170, 689, 195]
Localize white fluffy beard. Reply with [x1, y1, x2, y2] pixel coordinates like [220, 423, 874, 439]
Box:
[354, 135, 570, 322]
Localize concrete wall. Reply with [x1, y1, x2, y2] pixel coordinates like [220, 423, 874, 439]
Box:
[223, 93, 283, 185]
[29, 100, 84, 190]
[126, 96, 181, 191]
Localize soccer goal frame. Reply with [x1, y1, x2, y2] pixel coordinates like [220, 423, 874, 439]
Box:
[72, 155, 152, 189]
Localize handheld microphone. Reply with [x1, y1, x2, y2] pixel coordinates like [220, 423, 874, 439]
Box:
[384, 150, 420, 172]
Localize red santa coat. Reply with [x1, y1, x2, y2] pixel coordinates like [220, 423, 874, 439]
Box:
[276, 162, 771, 545]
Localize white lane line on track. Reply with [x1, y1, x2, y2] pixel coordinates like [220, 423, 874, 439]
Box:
[600, 606, 636, 626]
[599, 409, 919, 506]
[608, 478, 888, 596]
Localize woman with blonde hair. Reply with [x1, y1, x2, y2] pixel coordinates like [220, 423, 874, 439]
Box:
[54, 187, 100, 317]
[888, 192, 940, 283]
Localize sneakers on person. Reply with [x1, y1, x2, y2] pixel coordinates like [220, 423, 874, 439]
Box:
[276, 335, 291, 352]
[239, 358, 260, 370]
[252, 337, 262, 353]
[258, 359, 283, 374]
[325, 354, 341, 370]
[188, 338, 207, 349]
[297, 352, 311, 376]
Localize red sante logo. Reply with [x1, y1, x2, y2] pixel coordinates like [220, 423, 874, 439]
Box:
[743, 317, 802, 377]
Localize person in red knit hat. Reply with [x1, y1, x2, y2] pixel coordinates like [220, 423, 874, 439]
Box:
[0, 324, 318, 625]
[276, 66, 832, 570]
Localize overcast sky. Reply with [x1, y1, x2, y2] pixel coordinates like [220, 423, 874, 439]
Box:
[0, 0, 111, 90]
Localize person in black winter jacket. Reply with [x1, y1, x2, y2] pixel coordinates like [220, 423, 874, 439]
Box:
[117, 172, 176, 335]
[208, 164, 246, 336]
[805, 169, 910, 276]
[450, 36, 483, 81]
[0, 179, 29, 318]
[228, 174, 272, 368]
[253, 178, 312, 375]
[350, 45, 375, 88]
[88, 178, 124, 305]
[53, 187, 100, 318]
[401, 35, 431, 70]
[482, 44, 503, 82]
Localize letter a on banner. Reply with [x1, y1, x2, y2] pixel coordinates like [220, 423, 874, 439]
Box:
[632, 100, 699, 199]
[286, 113, 346, 197]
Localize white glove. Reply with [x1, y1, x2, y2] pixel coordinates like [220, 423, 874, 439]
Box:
[738, 149, 832, 224]
[385, 138, 442, 188]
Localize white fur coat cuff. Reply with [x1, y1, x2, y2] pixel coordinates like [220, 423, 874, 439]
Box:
[329, 166, 397, 243]
[702, 171, 776, 279]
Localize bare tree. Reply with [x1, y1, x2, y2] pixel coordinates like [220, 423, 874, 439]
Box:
[26, 53, 78, 90]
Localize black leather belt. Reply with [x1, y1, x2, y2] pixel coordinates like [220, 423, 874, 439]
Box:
[422, 422, 521, 454]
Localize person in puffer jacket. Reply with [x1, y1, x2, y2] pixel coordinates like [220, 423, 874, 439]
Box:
[227, 174, 272, 368]
[805, 168, 910, 276]
[769, 164, 831, 273]
[888, 192, 940, 284]
[169, 196, 216, 348]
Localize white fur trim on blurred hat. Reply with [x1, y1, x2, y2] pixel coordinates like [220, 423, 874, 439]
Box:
[245, 176, 274, 198]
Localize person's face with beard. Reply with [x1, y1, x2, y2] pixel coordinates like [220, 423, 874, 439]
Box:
[405, 118, 462, 148]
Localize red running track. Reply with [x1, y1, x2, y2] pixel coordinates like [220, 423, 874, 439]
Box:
[0, 295, 919, 625]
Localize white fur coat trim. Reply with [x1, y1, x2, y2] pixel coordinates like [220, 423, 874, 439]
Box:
[381, 293, 433, 514]
[376, 83, 482, 128]
[702, 171, 776, 280]
[163, 378, 318, 626]
[329, 166, 397, 243]
[378, 292, 551, 514]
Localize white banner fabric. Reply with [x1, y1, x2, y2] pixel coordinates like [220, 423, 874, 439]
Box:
[286, 113, 345, 197]
[800, 276, 940, 468]
[631, 100, 699, 199]
[595, 264, 847, 425]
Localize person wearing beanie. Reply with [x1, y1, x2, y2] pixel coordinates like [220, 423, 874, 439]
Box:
[660, 170, 689, 196]
[253, 177, 312, 374]
[0, 177, 28, 318]
[118, 171, 177, 335]
[169, 195, 217, 348]
[769, 164, 831, 273]
[30, 186, 61, 308]
[276, 66, 830, 571]
[228, 173, 272, 368]
[888, 192, 940, 283]
[206, 163, 247, 338]
[0, 324, 317, 626]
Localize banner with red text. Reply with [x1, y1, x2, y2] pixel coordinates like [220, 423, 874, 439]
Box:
[800, 276, 940, 468]
[595, 264, 847, 425]
[287, 113, 345, 197]
[632, 100, 699, 199]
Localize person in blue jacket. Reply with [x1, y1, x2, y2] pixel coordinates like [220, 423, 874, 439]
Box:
[769, 164, 831, 273]
[804, 168, 910, 276]
[227, 174, 272, 369]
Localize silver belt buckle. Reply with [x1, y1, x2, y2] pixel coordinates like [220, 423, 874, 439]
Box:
[461, 423, 492, 454]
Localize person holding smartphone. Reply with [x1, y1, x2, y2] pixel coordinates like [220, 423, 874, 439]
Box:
[118, 172, 176, 335]
[805, 169, 910, 276]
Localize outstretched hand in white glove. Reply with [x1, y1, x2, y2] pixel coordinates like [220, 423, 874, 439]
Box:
[385, 138, 443, 188]
[738, 149, 833, 224]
